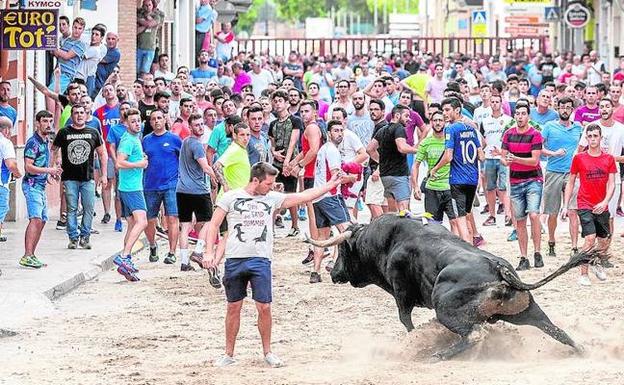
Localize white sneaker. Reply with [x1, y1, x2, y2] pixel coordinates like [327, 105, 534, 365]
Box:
[264, 352, 283, 368]
[214, 354, 236, 367]
[578, 275, 592, 286]
[590, 264, 607, 281]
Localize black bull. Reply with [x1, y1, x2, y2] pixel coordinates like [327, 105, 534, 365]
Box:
[304, 215, 599, 359]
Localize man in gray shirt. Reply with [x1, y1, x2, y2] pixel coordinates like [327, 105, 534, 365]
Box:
[176, 113, 216, 272]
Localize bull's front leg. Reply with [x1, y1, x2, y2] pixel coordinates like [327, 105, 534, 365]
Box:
[393, 290, 415, 332]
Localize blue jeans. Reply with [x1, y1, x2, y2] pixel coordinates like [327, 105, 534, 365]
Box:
[510, 180, 543, 221]
[136, 48, 155, 75]
[64, 180, 95, 240]
[0, 186, 9, 223]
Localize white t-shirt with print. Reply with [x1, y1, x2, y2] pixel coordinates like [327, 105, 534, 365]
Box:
[217, 189, 287, 260]
[338, 129, 364, 163]
[313, 142, 341, 202]
[481, 114, 512, 159]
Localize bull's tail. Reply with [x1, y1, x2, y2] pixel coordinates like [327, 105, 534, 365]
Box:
[500, 249, 606, 291]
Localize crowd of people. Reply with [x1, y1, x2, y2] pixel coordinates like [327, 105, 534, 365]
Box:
[2, 10, 624, 367]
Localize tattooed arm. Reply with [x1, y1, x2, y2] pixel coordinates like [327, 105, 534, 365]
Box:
[213, 161, 229, 192]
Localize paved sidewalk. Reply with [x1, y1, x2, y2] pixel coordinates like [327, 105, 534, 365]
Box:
[0, 217, 144, 328]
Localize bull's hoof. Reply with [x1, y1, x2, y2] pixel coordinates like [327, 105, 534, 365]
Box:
[574, 344, 587, 356]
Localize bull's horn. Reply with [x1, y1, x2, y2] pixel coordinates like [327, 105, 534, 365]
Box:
[303, 231, 352, 248]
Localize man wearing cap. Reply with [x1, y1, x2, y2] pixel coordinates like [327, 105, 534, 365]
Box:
[190, 50, 218, 84]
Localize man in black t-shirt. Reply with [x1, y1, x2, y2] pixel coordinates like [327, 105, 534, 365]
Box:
[52, 104, 108, 249]
[268, 90, 303, 234]
[139, 80, 158, 136]
[366, 104, 418, 212]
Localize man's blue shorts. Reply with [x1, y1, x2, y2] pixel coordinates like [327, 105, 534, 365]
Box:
[223, 257, 272, 303]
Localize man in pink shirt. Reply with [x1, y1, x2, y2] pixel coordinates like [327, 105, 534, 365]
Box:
[574, 85, 601, 126]
[231, 62, 252, 93]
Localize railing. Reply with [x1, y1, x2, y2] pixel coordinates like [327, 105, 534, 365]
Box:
[234, 36, 549, 58]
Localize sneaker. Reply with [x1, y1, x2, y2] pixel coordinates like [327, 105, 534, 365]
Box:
[602, 259, 614, 268]
[298, 207, 307, 221]
[114, 219, 123, 232]
[156, 225, 168, 236]
[473, 235, 485, 247]
[356, 199, 365, 211]
[274, 216, 284, 228]
[309, 271, 322, 283]
[325, 259, 335, 272]
[68, 239, 79, 249]
[163, 252, 176, 264]
[264, 352, 283, 368]
[533, 252, 544, 268]
[208, 267, 222, 289]
[482, 216, 496, 226]
[301, 248, 314, 265]
[507, 229, 517, 242]
[149, 246, 158, 262]
[190, 251, 204, 268]
[56, 219, 67, 230]
[90, 228, 100, 235]
[480, 203, 489, 214]
[473, 196, 480, 207]
[284, 211, 292, 220]
[571, 247, 579, 257]
[287, 227, 300, 237]
[505, 216, 512, 226]
[497, 204, 505, 215]
[617, 207, 624, 217]
[578, 275, 592, 286]
[188, 230, 199, 243]
[0, 235, 6, 242]
[113, 255, 138, 273]
[516, 257, 530, 271]
[101, 213, 111, 224]
[117, 265, 140, 282]
[590, 264, 607, 281]
[548, 242, 556, 257]
[79, 236, 92, 249]
[214, 354, 236, 367]
[19, 255, 44, 269]
[180, 263, 195, 272]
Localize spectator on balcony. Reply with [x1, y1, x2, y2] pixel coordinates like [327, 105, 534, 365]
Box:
[50, 17, 86, 94]
[95, 32, 121, 97]
[137, 0, 164, 76]
[75, 24, 107, 98]
[191, 50, 218, 84]
[195, 0, 219, 62]
[215, 22, 235, 63]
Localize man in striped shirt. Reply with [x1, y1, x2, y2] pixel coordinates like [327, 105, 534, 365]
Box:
[500, 101, 544, 271]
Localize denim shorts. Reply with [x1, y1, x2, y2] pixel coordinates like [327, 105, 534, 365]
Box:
[313, 195, 350, 229]
[223, 257, 272, 303]
[22, 182, 48, 221]
[509, 180, 543, 221]
[144, 189, 178, 219]
[0, 186, 9, 223]
[381, 175, 411, 202]
[119, 190, 147, 217]
[484, 159, 508, 192]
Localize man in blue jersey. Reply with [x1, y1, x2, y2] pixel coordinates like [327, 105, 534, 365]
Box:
[430, 97, 484, 243]
[142, 110, 182, 264]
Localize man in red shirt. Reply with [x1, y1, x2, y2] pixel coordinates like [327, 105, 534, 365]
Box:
[171, 97, 193, 139]
[563, 123, 617, 286]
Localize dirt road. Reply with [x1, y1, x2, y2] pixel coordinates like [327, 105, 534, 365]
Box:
[2, 221, 624, 385]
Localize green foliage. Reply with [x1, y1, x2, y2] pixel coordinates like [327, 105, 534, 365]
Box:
[235, 0, 264, 34]
[365, 0, 420, 15]
[277, 0, 329, 22]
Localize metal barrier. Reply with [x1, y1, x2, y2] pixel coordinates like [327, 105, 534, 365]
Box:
[234, 36, 549, 57]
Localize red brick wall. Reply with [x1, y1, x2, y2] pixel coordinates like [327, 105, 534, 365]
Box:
[118, 0, 137, 85]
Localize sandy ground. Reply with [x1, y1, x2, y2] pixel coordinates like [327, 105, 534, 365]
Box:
[2, 212, 624, 385]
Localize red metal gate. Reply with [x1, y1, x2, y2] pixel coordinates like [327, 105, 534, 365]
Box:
[234, 36, 549, 57]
